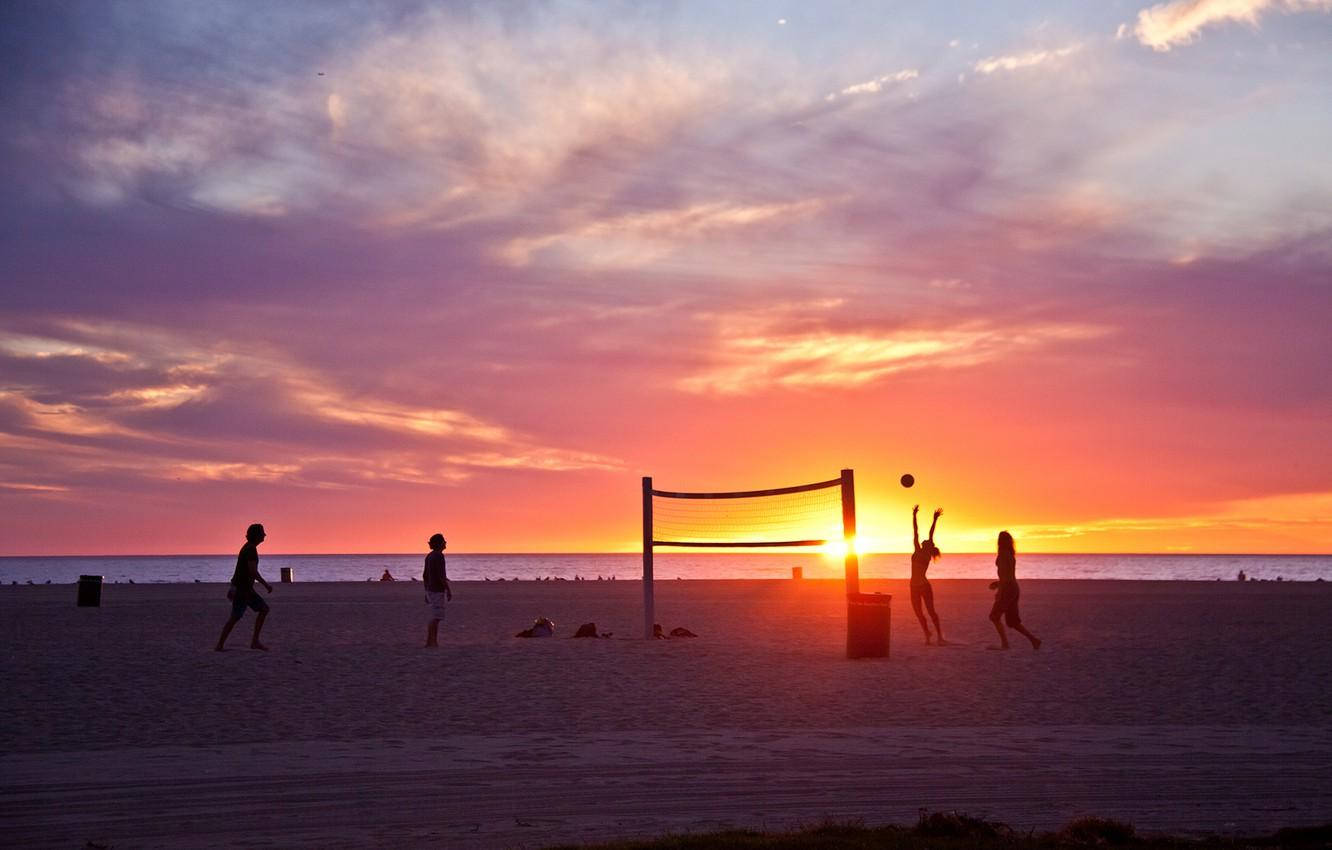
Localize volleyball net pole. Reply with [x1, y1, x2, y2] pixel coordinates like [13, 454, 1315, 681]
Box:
[642, 468, 857, 640]
[841, 467, 858, 595]
[642, 475, 654, 641]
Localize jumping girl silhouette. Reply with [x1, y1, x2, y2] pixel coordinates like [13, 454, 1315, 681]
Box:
[910, 505, 946, 645]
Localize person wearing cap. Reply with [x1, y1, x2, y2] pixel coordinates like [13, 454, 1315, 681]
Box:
[423, 532, 452, 647]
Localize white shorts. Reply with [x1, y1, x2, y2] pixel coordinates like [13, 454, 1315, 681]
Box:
[425, 591, 448, 621]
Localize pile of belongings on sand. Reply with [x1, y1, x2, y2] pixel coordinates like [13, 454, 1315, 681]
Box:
[515, 616, 556, 638]
[514, 618, 697, 639]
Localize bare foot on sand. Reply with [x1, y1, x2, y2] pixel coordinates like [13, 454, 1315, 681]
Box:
[935, 638, 951, 647]
[251, 642, 269, 651]
[424, 642, 438, 648]
[1031, 638, 1042, 650]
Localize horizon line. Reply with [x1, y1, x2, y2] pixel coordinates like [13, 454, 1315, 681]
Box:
[3, 551, 1330, 558]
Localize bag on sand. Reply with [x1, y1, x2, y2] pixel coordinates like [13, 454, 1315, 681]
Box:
[516, 616, 556, 638]
[653, 623, 698, 638]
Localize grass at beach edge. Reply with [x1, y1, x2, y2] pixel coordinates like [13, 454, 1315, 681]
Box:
[547, 812, 1332, 849]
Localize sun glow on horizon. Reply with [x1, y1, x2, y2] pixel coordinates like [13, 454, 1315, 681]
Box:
[819, 537, 862, 559]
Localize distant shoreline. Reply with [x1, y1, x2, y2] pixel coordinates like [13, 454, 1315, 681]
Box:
[4, 552, 1329, 584]
[4, 551, 1331, 558]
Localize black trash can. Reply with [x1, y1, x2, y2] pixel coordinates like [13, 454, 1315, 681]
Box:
[847, 592, 891, 658]
[77, 574, 103, 607]
[280, 567, 294, 583]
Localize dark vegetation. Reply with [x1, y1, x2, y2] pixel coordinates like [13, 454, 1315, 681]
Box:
[548, 811, 1332, 850]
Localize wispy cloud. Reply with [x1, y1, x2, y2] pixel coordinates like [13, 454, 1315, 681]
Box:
[1131, 0, 1332, 51]
[974, 44, 1082, 74]
[0, 323, 621, 489]
[0, 482, 70, 494]
[679, 320, 1108, 395]
[49, 10, 729, 229]
[825, 69, 919, 101]
[500, 197, 836, 268]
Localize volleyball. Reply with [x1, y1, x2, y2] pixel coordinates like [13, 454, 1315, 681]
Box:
[900, 473, 914, 488]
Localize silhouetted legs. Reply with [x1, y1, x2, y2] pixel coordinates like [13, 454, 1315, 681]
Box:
[250, 609, 268, 650]
[425, 618, 440, 648]
[215, 615, 240, 651]
[988, 582, 1039, 650]
[1012, 622, 1040, 650]
[215, 598, 268, 651]
[910, 583, 944, 645]
[989, 607, 1040, 651]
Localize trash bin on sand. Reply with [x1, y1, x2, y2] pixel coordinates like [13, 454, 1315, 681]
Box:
[280, 567, 294, 583]
[846, 592, 891, 658]
[77, 574, 103, 607]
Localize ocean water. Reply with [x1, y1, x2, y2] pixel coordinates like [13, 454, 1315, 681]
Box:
[1, 552, 1328, 585]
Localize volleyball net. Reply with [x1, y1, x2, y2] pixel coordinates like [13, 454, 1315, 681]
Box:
[650, 477, 844, 548]
[640, 469, 859, 638]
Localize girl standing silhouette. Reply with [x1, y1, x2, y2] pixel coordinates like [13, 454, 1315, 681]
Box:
[989, 530, 1041, 650]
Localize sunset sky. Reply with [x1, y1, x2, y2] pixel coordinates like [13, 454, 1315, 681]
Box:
[2, 0, 1330, 555]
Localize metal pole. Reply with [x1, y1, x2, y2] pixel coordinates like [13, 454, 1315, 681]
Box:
[841, 468, 858, 595]
[643, 476, 654, 640]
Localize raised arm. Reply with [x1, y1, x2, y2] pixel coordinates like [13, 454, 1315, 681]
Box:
[912, 505, 920, 549]
[928, 507, 942, 541]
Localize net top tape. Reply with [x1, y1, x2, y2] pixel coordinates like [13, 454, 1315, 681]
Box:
[650, 476, 842, 500]
[650, 539, 829, 548]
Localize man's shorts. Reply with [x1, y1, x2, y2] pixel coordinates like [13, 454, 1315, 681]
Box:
[230, 592, 269, 620]
[990, 582, 1021, 627]
[425, 591, 448, 622]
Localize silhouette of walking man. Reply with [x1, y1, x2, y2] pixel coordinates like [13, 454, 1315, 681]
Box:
[215, 523, 273, 651]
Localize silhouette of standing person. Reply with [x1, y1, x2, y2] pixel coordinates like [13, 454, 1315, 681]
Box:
[423, 533, 451, 648]
[988, 530, 1041, 650]
[910, 505, 946, 645]
[215, 523, 273, 651]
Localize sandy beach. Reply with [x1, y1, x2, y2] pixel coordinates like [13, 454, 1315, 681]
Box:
[2, 577, 1330, 848]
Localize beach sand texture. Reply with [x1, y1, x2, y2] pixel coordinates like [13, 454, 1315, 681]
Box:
[3, 578, 1330, 848]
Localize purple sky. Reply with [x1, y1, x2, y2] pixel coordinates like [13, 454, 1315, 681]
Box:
[2, 1, 1330, 554]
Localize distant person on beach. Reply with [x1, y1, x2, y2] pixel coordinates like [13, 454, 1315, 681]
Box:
[423, 533, 451, 648]
[215, 523, 273, 652]
[380, 569, 395, 581]
[988, 530, 1041, 651]
[910, 505, 947, 645]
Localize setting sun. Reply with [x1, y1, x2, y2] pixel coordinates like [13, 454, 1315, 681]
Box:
[820, 538, 861, 559]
